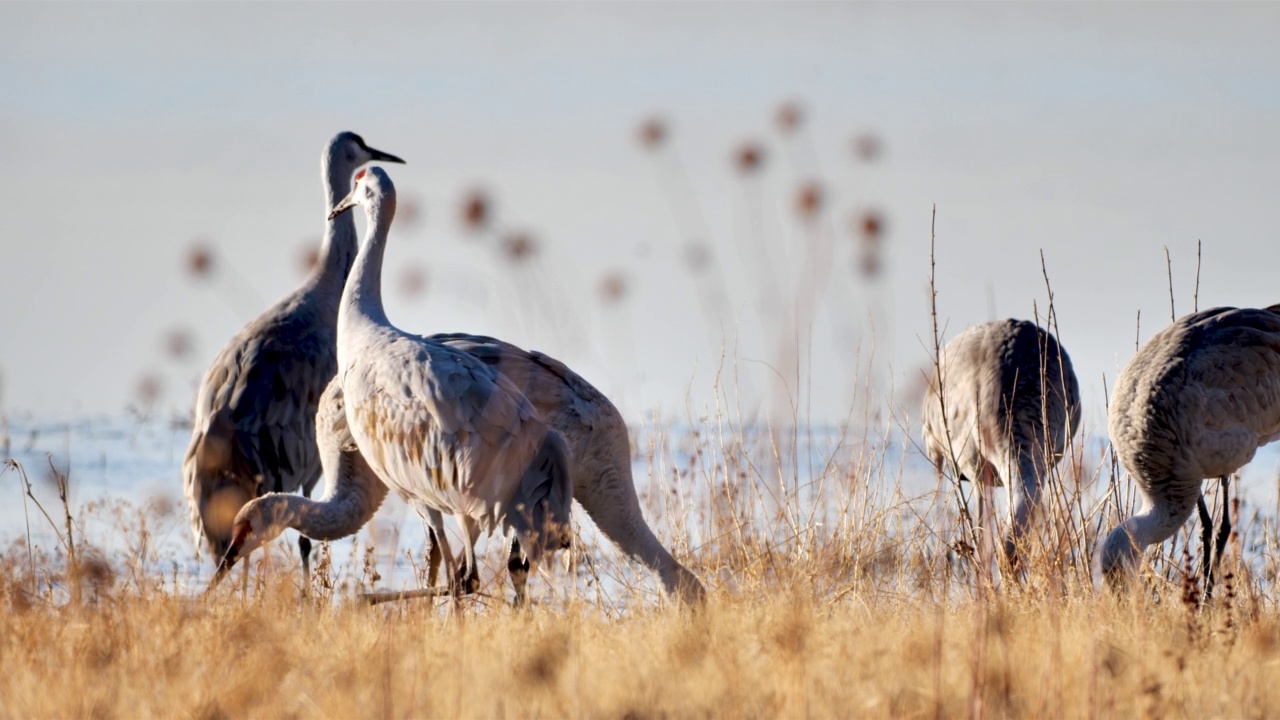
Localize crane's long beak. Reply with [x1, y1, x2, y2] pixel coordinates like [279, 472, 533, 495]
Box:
[204, 525, 249, 596]
[366, 146, 405, 164]
[328, 192, 358, 221]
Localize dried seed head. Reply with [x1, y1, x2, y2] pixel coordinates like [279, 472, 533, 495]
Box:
[599, 272, 628, 303]
[297, 237, 321, 276]
[735, 143, 765, 174]
[79, 548, 116, 596]
[146, 492, 177, 518]
[164, 328, 194, 360]
[461, 190, 491, 232]
[853, 133, 883, 162]
[502, 233, 538, 264]
[397, 196, 422, 229]
[136, 373, 163, 409]
[399, 265, 428, 298]
[186, 242, 215, 279]
[857, 210, 886, 242]
[776, 102, 804, 135]
[795, 181, 823, 220]
[638, 117, 667, 150]
[684, 242, 711, 273]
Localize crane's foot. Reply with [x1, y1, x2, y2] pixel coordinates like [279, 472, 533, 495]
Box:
[451, 564, 481, 597]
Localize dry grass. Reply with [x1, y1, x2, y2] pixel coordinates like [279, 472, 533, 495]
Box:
[3, 577, 1280, 717]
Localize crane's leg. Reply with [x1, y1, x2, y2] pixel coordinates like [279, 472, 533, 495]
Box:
[1197, 493, 1214, 599]
[453, 515, 481, 596]
[298, 536, 312, 594]
[1209, 476, 1233, 600]
[423, 508, 458, 593]
[507, 537, 530, 606]
[977, 470, 994, 579]
[426, 526, 443, 589]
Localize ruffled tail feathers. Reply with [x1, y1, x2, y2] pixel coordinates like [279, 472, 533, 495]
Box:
[507, 430, 574, 565]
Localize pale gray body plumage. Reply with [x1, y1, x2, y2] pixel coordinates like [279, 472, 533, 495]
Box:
[183, 132, 403, 570]
[921, 319, 1081, 568]
[1097, 305, 1280, 584]
[317, 333, 705, 603]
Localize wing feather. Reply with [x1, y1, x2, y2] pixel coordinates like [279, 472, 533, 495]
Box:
[184, 298, 334, 555]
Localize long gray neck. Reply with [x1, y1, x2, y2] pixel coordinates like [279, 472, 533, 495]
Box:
[338, 198, 394, 361]
[265, 450, 390, 542]
[1120, 502, 1187, 551]
[300, 160, 359, 317]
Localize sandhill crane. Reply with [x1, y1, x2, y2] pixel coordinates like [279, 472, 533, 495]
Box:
[183, 132, 403, 578]
[312, 334, 705, 604]
[212, 167, 574, 594]
[922, 319, 1081, 574]
[1096, 305, 1280, 596]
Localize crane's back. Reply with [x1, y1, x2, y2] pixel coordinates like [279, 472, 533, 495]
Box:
[184, 289, 335, 557]
[1109, 305, 1280, 488]
[923, 319, 1080, 483]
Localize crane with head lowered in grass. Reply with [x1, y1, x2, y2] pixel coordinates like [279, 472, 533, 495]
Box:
[922, 319, 1080, 576]
[1097, 305, 1280, 598]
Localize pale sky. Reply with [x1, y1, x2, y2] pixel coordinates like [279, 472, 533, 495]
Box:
[2, 2, 1279, 427]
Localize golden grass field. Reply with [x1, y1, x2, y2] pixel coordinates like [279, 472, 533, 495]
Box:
[3, 559, 1280, 718]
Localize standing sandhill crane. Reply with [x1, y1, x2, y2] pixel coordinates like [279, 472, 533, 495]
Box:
[213, 167, 574, 592]
[183, 132, 403, 577]
[313, 334, 705, 604]
[922, 319, 1081, 573]
[1097, 305, 1280, 596]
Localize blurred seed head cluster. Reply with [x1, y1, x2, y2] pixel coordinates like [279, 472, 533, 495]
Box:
[149, 99, 888, 420]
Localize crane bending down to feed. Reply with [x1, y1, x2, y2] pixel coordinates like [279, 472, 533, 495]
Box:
[183, 132, 403, 577]
[212, 167, 574, 594]
[922, 319, 1081, 574]
[316, 334, 705, 604]
[1097, 305, 1280, 597]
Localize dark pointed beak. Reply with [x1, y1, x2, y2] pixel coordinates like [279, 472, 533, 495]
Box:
[328, 193, 358, 221]
[204, 525, 248, 595]
[204, 543, 239, 595]
[367, 146, 405, 165]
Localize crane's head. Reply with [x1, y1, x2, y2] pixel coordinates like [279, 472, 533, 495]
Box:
[326, 131, 405, 185]
[1092, 522, 1143, 592]
[205, 494, 294, 592]
[328, 166, 397, 221]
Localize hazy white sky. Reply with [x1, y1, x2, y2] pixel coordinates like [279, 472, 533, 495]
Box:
[2, 2, 1279, 426]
